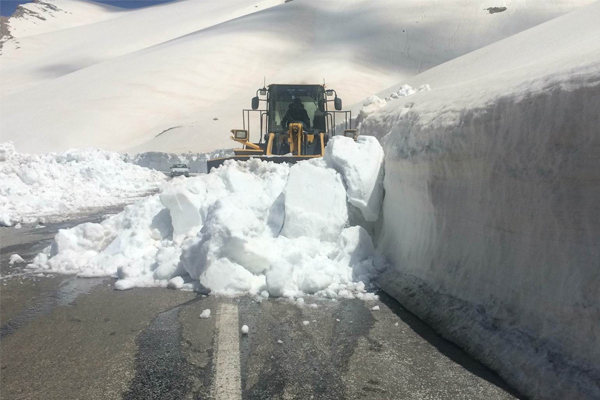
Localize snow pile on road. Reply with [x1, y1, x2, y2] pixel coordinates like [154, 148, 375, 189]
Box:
[0, 143, 166, 226]
[30, 136, 386, 298]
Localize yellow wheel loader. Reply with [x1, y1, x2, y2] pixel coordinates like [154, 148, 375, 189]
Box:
[207, 84, 358, 171]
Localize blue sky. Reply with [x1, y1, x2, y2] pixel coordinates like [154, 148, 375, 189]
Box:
[1, 0, 175, 17]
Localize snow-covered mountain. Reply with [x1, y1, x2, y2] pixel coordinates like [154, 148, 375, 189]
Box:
[1, 0, 595, 154]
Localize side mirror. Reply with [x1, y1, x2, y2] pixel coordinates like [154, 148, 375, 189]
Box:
[251, 96, 259, 110]
[334, 97, 342, 110]
[231, 129, 248, 141]
[318, 99, 325, 112]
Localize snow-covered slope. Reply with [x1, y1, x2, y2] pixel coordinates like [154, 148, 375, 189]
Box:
[3, 0, 124, 40]
[1, 0, 595, 154]
[358, 2, 600, 400]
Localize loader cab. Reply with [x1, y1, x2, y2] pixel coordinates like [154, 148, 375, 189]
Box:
[265, 85, 326, 134]
[207, 83, 355, 170]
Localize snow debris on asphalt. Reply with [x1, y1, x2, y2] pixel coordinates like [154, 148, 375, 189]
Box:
[277, 339, 283, 344]
[303, 321, 310, 326]
[372, 305, 380, 311]
[241, 325, 249, 335]
[167, 276, 185, 289]
[199, 309, 211, 319]
[9, 254, 25, 264]
[30, 136, 388, 299]
[0, 143, 165, 226]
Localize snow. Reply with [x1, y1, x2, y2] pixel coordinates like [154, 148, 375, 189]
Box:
[302, 321, 310, 326]
[199, 309, 211, 319]
[324, 136, 384, 222]
[0, 143, 165, 226]
[167, 276, 185, 289]
[371, 305, 380, 311]
[359, 2, 600, 399]
[2, 0, 595, 155]
[9, 254, 25, 265]
[30, 137, 386, 299]
[126, 149, 234, 174]
[241, 325, 249, 335]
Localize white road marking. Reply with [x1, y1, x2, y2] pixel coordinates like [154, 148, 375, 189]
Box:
[213, 303, 242, 400]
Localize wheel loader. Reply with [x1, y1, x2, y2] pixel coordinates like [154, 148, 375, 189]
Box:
[207, 84, 357, 171]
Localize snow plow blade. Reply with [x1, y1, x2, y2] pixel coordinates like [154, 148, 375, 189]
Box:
[207, 155, 316, 172]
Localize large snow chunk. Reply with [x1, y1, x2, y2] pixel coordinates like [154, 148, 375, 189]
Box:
[281, 161, 348, 241]
[199, 258, 264, 296]
[325, 136, 384, 221]
[160, 173, 227, 237]
[359, 95, 387, 119]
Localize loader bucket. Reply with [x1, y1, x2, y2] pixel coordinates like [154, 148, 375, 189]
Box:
[206, 155, 317, 172]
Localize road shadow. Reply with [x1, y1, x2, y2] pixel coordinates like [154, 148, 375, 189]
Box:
[378, 291, 528, 399]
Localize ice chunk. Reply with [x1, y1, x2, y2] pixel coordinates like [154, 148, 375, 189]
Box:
[200, 309, 211, 319]
[241, 325, 249, 334]
[9, 254, 25, 265]
[199, 258, 262, 296]
[168, 276, 185, 289]
[359, 95, 387, 119]
[302, 320, 310, 326]
[324, 136, 384, 222]
[281, 161, 348, 241]
[372, 305, 380, 311]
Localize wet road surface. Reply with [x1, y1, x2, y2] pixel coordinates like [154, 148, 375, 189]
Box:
[0, 211, 525, 400]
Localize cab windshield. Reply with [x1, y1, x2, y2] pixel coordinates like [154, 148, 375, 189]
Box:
[268, 85, 326, 133]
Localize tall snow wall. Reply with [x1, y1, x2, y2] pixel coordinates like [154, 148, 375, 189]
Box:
[372, 83, 600, 400]
[360, 4, 600, 399]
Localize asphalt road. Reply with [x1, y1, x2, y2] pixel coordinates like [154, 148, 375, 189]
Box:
[0, 212, 525, 400]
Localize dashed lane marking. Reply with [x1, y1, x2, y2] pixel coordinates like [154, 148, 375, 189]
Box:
[213, 303, 242, 400]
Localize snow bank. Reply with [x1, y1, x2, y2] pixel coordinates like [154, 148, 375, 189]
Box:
[30, 136, 387, 298]
[0, 143, 165, 226]
[360, 3, 600, 400]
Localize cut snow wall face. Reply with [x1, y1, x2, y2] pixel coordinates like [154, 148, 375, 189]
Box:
[369, 84, 600, 400]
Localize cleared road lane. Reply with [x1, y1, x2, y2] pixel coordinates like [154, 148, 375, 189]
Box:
[0, 216, 525, 400]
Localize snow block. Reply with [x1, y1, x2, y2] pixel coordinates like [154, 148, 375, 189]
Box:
[281, 161, 348, 241]
[324, 136, 384, 222]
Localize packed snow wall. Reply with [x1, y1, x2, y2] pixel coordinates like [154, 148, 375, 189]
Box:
[356, 2, 600, 397]
[365, 83, 600, 399]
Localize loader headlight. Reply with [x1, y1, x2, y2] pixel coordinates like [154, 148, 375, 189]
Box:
[343, 129, 358, 140]
[232, 129, 248, 140]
